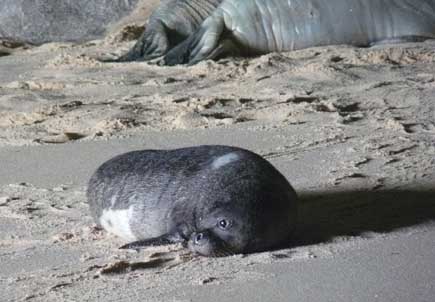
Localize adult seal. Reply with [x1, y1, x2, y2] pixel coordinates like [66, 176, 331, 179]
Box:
[163, 0, 435, 65]
[87, 145, 298, 257]
[116, 0, 223, 61]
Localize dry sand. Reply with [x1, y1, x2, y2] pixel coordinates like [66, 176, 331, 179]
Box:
[0, 24, 434, 302]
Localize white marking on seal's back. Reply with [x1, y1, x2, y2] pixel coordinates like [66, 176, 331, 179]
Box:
[110, 193, 118, 207]
[212, 153, 239, 169]
[100, 206, 136, 241]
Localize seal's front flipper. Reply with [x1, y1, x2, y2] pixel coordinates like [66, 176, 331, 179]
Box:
[120, 232, 186, 250]
[163, 15, 225, 66]
[116, 21, 169, 62]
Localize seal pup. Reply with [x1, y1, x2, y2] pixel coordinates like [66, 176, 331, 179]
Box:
[87, 145, 298, 257]
[163, 0, 435, 65]
[116, 0, 223, 61]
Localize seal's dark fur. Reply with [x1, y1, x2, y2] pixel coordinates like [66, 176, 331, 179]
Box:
[87, 145, 298, 256]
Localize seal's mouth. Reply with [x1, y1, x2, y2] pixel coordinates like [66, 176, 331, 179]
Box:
[187, 230, 236, 257]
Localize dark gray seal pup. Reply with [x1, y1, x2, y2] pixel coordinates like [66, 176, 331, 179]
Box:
[116, 0, 223, 61]
[87, 145, 298, 257]
[163, 0, 435, 65]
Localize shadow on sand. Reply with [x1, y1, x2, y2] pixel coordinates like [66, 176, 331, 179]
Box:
[292, 187, 435, 246]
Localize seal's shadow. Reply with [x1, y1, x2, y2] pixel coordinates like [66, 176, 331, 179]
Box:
[290, 188, 435, 247]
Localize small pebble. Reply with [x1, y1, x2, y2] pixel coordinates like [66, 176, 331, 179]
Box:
[0, 196, 11, 206]
[198, 277, 218, 285]
[52, 186, 67, 192]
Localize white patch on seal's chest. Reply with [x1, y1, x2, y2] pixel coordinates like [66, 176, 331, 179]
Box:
[211, 153, 240, 169]
[100, 206, 136, 241]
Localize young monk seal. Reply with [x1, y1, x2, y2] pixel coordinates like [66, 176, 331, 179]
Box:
[87, 145, 298, 257]
[162, 0, 435, 65]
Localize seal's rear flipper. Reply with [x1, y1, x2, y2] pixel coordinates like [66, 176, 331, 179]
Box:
[163, 15, 225, 65]
[115, 21, 170, 62]
[120, 232, 186, 250]
[162, 33, 199, 65]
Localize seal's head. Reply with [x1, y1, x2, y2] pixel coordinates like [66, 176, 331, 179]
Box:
[187, 207, 252, 257]
[186, 187, 297, 256]
[185, 152, 298, 257]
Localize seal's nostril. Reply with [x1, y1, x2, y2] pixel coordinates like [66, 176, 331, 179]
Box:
[195, 233, 203, 244]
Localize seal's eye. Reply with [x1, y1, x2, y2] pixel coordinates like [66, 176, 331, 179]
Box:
[218, 219, 230, 229]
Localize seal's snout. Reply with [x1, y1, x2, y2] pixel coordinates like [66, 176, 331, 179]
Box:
[188, 230, 219, 256]
[193, 232, 205, 245]
[190, 231, 207, 246]
[187, 230, 236, 257]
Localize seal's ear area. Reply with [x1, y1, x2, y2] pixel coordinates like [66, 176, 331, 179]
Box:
[119, 232, 186, 250]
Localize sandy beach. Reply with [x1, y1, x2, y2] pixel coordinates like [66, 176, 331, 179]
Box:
[0, 21, 434, 301]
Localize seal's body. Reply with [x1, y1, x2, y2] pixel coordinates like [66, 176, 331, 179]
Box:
[163, 0, 435, 65]
[87, 145, 298, 257]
